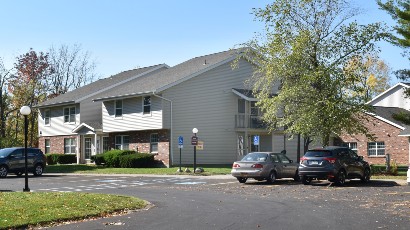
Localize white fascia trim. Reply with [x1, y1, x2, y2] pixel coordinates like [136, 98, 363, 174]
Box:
[155, 55, 238, 93]
[72, 123, 95, 133]
[93, 91, 153, 102]
[366, 83, 410, 105]
[365, 112, 405, 130]
[232, 89, 258, 101]
[78, 64, 169, 103]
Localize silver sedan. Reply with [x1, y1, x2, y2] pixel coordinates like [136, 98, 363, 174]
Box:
[231, 152, 300, 183]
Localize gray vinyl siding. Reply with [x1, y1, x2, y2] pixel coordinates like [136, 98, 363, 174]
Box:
[163, 59, 254, 165]
[38, 104, 80, 136]
[102, 96, 163, 132]
[369, 86, 410, 110]
[80, 99, 102, 124]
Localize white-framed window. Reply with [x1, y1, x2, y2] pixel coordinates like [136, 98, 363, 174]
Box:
[45, 139, 50, 154]
[343, 142, 358, 154]
[150, 133, 159, 153]
[64, 107, 76, 123]
[250, 101, 261, 116]
[115, 100, 123, 118]
[44, 109, 51, 126]
[368, 142, 385, 156]
[115, 135, 129, 150]
[143, 96, 151, 115]
[102, 136, 109, 152]
[64, 138, 76, 154]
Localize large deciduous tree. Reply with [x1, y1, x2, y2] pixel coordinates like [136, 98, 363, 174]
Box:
[0, 58, 14, 147]
[241, 0, 386, 148]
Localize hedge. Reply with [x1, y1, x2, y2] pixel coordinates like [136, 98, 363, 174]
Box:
[45, 154, 77, 165]
[118, 153, 155, 168]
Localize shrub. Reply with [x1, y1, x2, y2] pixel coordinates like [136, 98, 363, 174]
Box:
[91, 154, 106, 165]
[45, 154, 76, 165]
[103, 150, 136, 167]
[118, 153, 155, 168]
[389, 160, 398, 176]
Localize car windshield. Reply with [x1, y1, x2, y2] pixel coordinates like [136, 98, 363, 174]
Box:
[0, 148, 14, 158]
[241, 153, 268, 162]
[304, 150, 333, 157]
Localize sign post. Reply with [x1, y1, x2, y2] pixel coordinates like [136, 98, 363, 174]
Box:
[253, 135, 260, 152]
[178, 136, 183, 172]
[192, 128, 198, 173]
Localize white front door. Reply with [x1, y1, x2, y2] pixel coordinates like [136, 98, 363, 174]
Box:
[85, 137, 92, 160]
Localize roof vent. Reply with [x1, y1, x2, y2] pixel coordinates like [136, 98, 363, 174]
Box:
[204, 59, 207, 65]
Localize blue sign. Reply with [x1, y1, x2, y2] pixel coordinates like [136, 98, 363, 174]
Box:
[178, 136, 184, 145]
[253, 135, 260, 146]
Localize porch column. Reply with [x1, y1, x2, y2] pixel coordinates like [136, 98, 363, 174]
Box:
[76, 136, 80, 164]
[94, 133, 98, 155]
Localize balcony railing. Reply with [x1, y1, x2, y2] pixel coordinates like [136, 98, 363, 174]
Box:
[235, 114, 267, 129]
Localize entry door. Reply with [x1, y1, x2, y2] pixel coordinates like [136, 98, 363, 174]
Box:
[85, 138, 92, 160]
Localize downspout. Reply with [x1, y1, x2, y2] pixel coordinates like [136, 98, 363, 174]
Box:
[152, 92, 173, 167]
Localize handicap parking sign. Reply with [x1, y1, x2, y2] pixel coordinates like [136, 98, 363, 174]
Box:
[178, 136, 183, 145]
[253, 135, 259, 145]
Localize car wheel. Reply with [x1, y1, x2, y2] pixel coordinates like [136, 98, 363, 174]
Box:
[293, 170, 300, 182]
[0, 165, 8, 178]
[361, 168, 371, 183]
[302, 176, 311, 185]
[237, 177, 247, 183]
[15, 171, 23, 177]
[267, 171, 276, 184]
[33, 164, 44, 176]
[335, 170, 346, 186]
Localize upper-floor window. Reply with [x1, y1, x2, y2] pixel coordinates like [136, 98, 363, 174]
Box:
[64, 138, 76, 154]
[115, 135, 129, 150]
[115, 100, 123, 118]
[45, 139, 50, 154]
[64, 107, 76, 123]
[150, 133, 159, 153]
[143, 96, 151, 115]
[44, 109, 51, 126]
[250, 101, 261, 116]
[368, 142, 385, 156]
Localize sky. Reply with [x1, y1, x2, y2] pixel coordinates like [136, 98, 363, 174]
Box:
[0, 0, 408, 85]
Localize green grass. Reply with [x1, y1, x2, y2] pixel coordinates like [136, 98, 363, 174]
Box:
[0, 192, 146, 229]
[45, 164, 232, 175]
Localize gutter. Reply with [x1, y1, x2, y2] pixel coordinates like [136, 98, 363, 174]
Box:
[152, 92, 173, 167]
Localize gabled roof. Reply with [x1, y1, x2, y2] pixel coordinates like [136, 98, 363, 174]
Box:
[93, 49, 247, 101]
[367, 106, 410, 131]
[72, 122, 102, 133]
[366, 82, 410, 105]
[36, 64, 168, 108]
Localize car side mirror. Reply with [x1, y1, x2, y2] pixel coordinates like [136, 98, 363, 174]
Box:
[289, 160, 293, 163]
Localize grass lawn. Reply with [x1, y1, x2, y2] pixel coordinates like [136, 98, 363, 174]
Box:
[45, 164, 232, 175]
[0, 192, 146, 229]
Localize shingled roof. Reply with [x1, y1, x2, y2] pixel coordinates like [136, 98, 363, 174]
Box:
[36, 64, 168, 108]
[370, 106, 410, 135]
[92, 49, 245, 101]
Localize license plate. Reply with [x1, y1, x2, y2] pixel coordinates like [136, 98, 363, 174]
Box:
[309, 161, 319, 165]
[240, 173, 248, 176]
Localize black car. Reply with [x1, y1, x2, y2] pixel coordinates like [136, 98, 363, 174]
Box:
[298, 146, 371, 186]
[0, 147, 46, 178]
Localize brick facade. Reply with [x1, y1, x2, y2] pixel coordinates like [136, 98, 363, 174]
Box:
[108, 129, 170, 166]
[338, 114, 409, 165]
[38, 135, 78, 154]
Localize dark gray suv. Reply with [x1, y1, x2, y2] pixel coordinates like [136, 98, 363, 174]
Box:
[298, 146, 371, 186]
[0, 147, 46, 178]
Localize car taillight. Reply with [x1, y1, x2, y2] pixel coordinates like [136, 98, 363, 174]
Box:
[300, 157, 308, 163]
[251, 163, 263, 168]
[232, 163, 240, 168]
[324, 157, 337, 164]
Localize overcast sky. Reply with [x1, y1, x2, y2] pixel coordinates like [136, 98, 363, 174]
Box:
[0, 0, 407, 84]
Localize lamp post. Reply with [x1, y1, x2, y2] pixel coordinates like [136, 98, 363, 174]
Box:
[20, 106, 31, 192]
[192, 128, 198, 173]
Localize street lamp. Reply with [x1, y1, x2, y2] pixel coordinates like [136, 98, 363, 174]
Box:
[192, 128, 198, 173]
[20, 106, 31, 192]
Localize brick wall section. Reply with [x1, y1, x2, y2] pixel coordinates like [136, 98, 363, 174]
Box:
[108, 129, 170, 166]
[338, 114, 409, 165]
[38, 135, 78, 154]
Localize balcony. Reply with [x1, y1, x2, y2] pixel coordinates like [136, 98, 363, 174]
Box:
[235, 114, 267, 129]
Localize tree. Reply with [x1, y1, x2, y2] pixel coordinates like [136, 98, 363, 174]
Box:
[377, 0, 410, 88]
[241, 0, 386, 147]
[47, 44, 97, 98]
[0, 58, 14, 147]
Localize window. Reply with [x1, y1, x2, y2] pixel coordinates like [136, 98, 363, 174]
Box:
[102, 137, 109, 152]
[143, 96, 151, 114]
[64, 107, 76, 123]
[250, 101, 261, 116]
[115, 100, 123, 117]
[368, 142, 385, 156]
[64, 138, 76, 154]
[150, 133, 159, 153]
[45, 139, 50, 154]
[115, 135, 129, 150]
[44, 109, 51, 125]
[238, 99, 245, 113]
[343, 142, 358, 154]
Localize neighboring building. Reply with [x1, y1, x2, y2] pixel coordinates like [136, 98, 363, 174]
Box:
[338, 83, 410, 165]
[36, 64, 169, 163]
[36, 49, 304, 166]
